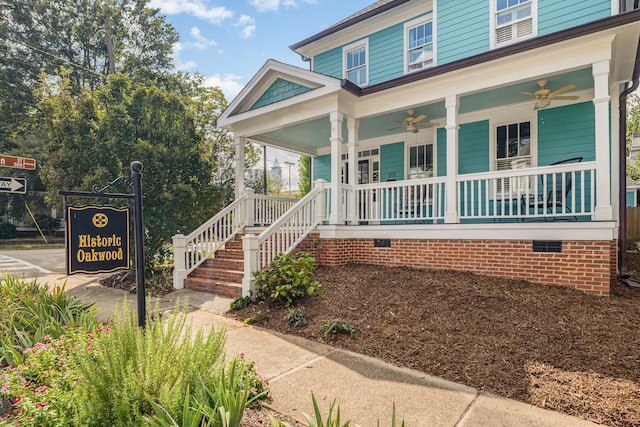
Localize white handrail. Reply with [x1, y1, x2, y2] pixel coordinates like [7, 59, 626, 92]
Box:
[242, 181, 328, 296]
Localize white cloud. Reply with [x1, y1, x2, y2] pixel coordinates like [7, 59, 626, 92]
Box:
[236, 15, 256, 39]
[189, 27, 217, 49]
[149, 0, 233, 24]
[203, 73, 245, 100]
[171, 42, 197, 71]
[249, 0, 316, 13]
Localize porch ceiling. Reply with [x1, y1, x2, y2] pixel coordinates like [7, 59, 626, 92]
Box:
[253, 67, 594, 154]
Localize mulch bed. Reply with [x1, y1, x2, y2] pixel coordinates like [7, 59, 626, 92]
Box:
[230, 249, 640, 427]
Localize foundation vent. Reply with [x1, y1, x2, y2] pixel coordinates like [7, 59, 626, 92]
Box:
[532, 241, 562, 253]
[374, 239, 391, 248]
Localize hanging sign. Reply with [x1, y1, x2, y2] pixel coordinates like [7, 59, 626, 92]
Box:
[67, 205, 130, 274]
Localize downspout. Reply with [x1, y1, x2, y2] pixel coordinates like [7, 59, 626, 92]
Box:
[618, 37, 640, 279]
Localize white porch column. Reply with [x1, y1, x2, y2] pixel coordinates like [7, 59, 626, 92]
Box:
[347, 116, 359, 225]
[329, 111, 344, 224]
[593, 60, 612, 221]
[234, 136, 246, 199]
[445, 95, 459, 223]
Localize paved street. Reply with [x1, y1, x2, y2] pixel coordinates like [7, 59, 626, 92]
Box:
[0, 248, 65, 277]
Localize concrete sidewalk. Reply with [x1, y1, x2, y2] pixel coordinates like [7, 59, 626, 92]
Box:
[34, 272, 601, 427]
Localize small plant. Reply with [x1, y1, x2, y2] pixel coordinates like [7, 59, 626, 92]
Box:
[230, 295, 253, 310]
[253, 252, 323, 306]
[0, 222, 17, 239]
[320, 320, 357, 339]
[303, 392, 351, 427]
[285, 308, 308, 327]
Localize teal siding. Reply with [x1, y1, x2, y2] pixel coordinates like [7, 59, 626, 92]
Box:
[437, 128, 447, 177]
[538, 102, 595, 165]
[437, 0, 489, 65]
[313, 46, 342, 79]
[380, 141, 404, 181]
[369, 23, 404, 85]
[627, 190, 637, 207]
[313, 154, 331, 182]
[251, 78, 311, 110]
[539, 0, 610, 36]
[458, 120, 490, 174]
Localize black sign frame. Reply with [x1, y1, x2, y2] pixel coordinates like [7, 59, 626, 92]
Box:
[67, 205, 130, 274]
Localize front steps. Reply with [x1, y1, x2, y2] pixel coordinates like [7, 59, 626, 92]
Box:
[184, 234, 244, 298]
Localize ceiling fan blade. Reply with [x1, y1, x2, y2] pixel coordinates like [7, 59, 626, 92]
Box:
[387, 126, 403, 131]
[550, 84, 576, 96]
[413, 114, 427, 124]
[551, 95, 579, 100]
[417, 121, 440, 127]
[522, 92, 536, 97]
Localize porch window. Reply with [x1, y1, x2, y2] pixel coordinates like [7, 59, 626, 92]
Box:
[409, 144, 433, 179]
[344, 41, 368, 86]
[494, 0, 535, 46]
[496, 121, 531, 193]
[406, 18, 433, 72]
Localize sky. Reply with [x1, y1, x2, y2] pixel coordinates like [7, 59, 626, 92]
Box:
[148, 0, 375, 190]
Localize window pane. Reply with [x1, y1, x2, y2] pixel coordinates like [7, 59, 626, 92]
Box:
[497, 126, 507, 158]
[426, 145, 433, 168]
[497, 0, 508, 10]
[410, 147, 417, 169]
[418, 145, 425, 169]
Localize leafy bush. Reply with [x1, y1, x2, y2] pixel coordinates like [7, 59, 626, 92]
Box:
[285, 308, 308, 327]
[72, 302, 228, 426]
[0, 222, 17, 239]
[0, 275, 97, 366]
[254, 253, 323, 306]
[230, 295, 252, 311]
[320, 320, 357, 339]
[303, 392, 351, 427]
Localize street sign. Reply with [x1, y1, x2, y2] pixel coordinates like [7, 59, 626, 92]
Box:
[0, 155, 36, 170]
[0, 177, 26, 194]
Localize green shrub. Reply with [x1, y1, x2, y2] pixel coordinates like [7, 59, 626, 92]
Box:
[0, 222, 16, 239]
[285, 308, 308, 327]
[254, 253, 323, 306]
[230, 295, 252, 310]
[72, 302, 228, 426]
[0, 275, 97, 366]
[320, 320, 357, 339]
[303, 392, 351, 427]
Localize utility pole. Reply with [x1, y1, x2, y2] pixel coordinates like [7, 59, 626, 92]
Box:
[104, 22, 115, 74]
[284, 161, 294, 193]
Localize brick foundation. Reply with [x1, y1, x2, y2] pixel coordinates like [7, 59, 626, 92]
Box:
[308, 237, 616, 296]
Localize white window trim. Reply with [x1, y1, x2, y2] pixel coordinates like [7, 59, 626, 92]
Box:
[403, 12, 436, 75]
[404, 128, 437, 179]
[489, 0, 538, 49]
[489, 112, 538, 173]
[342, 39, 369, 86]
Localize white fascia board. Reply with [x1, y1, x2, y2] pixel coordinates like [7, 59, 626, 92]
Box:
[296, 1, 432, 60]
[317, 221, 617, 241]
[354, 34, 615, 119]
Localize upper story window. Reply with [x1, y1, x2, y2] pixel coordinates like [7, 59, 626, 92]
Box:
[343, 40, 368, 86]
[493, 0, 536, 47]
[496, 121, 531, 170]
[404, 14, 434, 73]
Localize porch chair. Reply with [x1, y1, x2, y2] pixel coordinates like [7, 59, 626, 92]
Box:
[521, 157, 583, 220]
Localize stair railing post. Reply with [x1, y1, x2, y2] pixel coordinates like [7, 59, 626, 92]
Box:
[242, 233, 259, 297]
[245, 188, 255, 227]
[172, 233, 187, 289]
[315, 179, 327, 224]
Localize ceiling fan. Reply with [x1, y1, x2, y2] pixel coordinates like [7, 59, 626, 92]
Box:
[522, 80, 579, 110]
[387, 109, 440, 133]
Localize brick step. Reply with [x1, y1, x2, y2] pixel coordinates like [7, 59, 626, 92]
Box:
[190, 267, 243, 283]
[223, 240, 243, 250]
[184, 277, 242, 298]
[201, 258, 244, 271]
[215, 249, 243, 260]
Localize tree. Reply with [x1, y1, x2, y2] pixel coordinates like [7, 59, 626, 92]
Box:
[298, 155, 311, 196]
[626, 95, 640, 180]
[37, 73, 220, 273]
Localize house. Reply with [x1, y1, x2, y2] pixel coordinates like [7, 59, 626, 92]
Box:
[174, 0, 640, 297]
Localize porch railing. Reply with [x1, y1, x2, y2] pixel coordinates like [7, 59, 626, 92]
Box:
[172, 190, 298, 289]
[343, 177, 447, 223]
[242, 180, 328, 296]
[457, 161, 596, 221]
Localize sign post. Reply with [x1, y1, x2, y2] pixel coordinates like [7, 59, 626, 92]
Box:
[58, 162, 146, 328]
